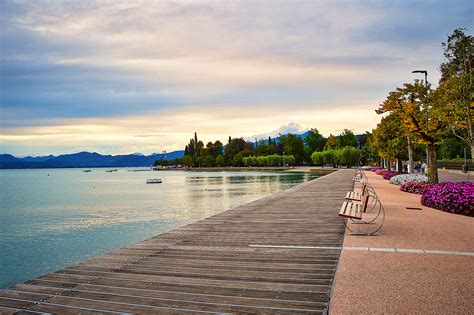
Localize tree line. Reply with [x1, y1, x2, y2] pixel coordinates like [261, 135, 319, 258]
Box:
[155, 128, 364, 168]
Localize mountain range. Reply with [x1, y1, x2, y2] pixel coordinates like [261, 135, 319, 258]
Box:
[0, 151, 185, 169]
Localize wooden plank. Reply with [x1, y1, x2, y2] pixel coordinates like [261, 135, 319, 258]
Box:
[1, 169, 355, 313]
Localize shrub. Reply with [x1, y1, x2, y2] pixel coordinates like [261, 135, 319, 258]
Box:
[421, 182, 474, 216]
[311, 151, 324, 166]
[375, 169, 386, 175]
[390, 174, 429, 186]
[322, 150, 336, 166]
[382, 171, 400, 180]
[400, 182, 432, 195]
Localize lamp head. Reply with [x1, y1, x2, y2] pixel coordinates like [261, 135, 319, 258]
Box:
[412, 70, 427, 75]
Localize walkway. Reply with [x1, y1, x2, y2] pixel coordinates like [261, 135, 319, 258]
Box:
[0, 170, 355, 314]
[438, 168, 472, 182]
[330, 171, 474, 314]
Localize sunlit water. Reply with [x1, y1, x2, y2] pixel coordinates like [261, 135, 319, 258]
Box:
[0, 168, 318, 289]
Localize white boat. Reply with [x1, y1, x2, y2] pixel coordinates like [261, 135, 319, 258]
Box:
[146, 178, 162, 184]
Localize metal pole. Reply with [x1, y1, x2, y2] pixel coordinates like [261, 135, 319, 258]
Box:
[425, 72, 429, 168]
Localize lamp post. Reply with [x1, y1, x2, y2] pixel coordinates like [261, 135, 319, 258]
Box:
[412, 70, 429, 168]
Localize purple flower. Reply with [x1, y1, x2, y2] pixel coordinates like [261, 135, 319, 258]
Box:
[382, 171, 400, 180]
[400, 182, 432, 195]
[421, 182, 474, 216]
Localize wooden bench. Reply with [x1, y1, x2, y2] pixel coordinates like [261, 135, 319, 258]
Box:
[339, 170, 385, 236]
[339, 194, 369, 220]
[345, 183, 368, 201]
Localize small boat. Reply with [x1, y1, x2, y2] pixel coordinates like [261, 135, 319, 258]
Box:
[83, 169, 91, 172]
[146, 178, 162, 184]
[106, 169, 118, 172]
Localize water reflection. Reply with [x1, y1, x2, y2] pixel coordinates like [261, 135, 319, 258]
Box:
[0, 169, 318, 289]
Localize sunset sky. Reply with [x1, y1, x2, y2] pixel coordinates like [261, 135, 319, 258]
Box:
[1, 0, 472, 156]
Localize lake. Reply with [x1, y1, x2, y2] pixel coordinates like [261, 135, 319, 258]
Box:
[0, 168, 319, 289]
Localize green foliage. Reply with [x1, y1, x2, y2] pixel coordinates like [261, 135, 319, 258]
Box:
[324, 134, 339, 150]
[255, 139, 276, 156]
[225, 138, 253, 164]
[311, 151, 324, 165]
[232, 152, 244, 166]
[322, 150, 336, 166]
[182, 155, 193, 166]
[371, 114, 408, 161]
[335, 146, 360, 167]
[242, 154, 295, 167]
[206, 140, 223, 157]
[216, 155, 225, 166]
[338, 129, 358, 147]
[279, 133, 306, 164]
[438, 28, 473, 158]
[203, 155, 216, 167]
[304, 128, 326, 152]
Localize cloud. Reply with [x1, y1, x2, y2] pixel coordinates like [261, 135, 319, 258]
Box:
[248, 122, 308, 141]
[1, 99, 380, 155]
[1, 0, 472, 155]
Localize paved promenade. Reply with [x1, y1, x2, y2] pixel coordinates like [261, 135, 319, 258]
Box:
[0, 170, 354, 314]
[330, 171, 474, 314]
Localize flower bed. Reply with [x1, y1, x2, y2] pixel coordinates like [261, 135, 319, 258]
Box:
[371, 167, 383, 172]
[421, 182, 474, 216]
[400, 182, 432, 195]
[390, 174, 429, 186]
[382, 171, 400, 180]
[375, 169, 386, 175]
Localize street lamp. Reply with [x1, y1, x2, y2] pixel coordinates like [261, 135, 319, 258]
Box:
[412, 70, 428, 87]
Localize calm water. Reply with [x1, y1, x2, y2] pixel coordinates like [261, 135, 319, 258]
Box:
[0, 168, 318, 289]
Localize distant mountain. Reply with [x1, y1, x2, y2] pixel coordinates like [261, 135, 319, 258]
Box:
[0, 150, 185, 169]
[0, 154, 19, 164]
[20, 155, 55, 162]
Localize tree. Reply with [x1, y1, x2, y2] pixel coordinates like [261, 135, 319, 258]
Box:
[212, 140, 223, 157]
[182, 155, 193, 167]
[439, 134, 470, 159]
[203, 155, 216, 167]
[216, 155, 225, 167]
[256, 139, 275, 156]
[224, 138, 251, 164]
[360, 131, 379, 166]
[324, 134, 339, 150]
[232, 152, 244, 166]
[335, 146, 360, 168]
[322, 150, 336, 167]
[339, 129, 358, 147]
[371, 114, 409, 171]
[311, 151, 324, 166]
[438, 28, 473, 159]
[279, 133, 306, 165]
[377, 81, 449, 183]
[304, 128, 326, 152]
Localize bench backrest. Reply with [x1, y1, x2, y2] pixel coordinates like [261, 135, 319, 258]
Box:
[361, 183, 368, 197]
[361, 194, 370, 213]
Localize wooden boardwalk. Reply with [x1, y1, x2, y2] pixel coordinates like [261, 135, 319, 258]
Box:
[0, 170, 354, 314]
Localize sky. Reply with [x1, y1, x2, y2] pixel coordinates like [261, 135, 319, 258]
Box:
[1, 0, 472, 156]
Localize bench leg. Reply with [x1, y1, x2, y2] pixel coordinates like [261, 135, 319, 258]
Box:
[342, 203, 385, 236]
